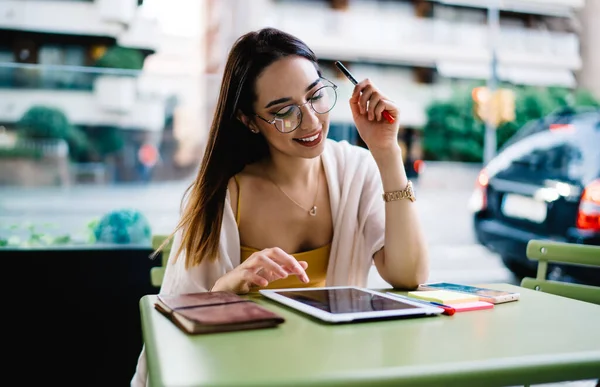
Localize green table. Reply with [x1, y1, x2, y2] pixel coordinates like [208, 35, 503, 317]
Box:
[140, 284, 600, 387]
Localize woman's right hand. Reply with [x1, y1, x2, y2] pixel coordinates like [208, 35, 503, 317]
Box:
[211, 247, 309, 294]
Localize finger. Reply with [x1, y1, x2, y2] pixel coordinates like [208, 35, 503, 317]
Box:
[373, 98, 387, 121]
[298, 261, 308, 270]
[243, 269, 269, 288]
[268, 248, 310, 283]
[249, 254, 289, 279]
[254, 268, 276, 285]
[366, 91, 384, 121]
[351, 78, 369, 100]
[256, 265, 289, 284]
[380, 99, 399, 119]
[358, 85, 374, 116]
[350, 78, 371, 109]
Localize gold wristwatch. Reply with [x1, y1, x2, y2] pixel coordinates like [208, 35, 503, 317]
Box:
[382, 180, 415, 202]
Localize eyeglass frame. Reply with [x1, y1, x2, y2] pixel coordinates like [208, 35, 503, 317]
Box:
[254, 77, 338, 134]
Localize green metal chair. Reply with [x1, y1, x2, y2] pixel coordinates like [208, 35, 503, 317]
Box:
[520, 239, 600, 305]
[150, 235, 173, 288]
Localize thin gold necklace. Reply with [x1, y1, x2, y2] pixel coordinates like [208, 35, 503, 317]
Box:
[266, 160, 321, 216]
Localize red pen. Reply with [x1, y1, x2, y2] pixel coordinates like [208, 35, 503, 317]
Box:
[334, 61, 395, 124]
[430, 302, 456, 316]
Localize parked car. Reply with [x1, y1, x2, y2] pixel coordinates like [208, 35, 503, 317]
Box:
[470, 108, 600, 285]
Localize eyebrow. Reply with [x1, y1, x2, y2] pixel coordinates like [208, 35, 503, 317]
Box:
[264, 78, 322, 109]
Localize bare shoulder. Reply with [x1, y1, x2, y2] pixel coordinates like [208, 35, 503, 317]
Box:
[227, 165, 269, 216]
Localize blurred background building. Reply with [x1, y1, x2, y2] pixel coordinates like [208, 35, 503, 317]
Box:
[0, 0, 205, 185]
[1, 0, 597, 187]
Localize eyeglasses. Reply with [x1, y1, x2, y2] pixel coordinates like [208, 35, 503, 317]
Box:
[255, 78, 338, 134]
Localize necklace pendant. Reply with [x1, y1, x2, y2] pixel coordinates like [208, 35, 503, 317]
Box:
[309, 206, 317, 216]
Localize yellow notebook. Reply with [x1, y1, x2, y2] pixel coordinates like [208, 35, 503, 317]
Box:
[407, 290, 479, 304]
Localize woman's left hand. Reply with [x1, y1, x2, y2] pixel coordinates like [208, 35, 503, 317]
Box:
[349, 79, 401, 154]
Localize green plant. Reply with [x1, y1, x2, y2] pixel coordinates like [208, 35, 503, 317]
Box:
[94, 46, 144, 70]
[422, 85, 600, 162]
[17, 105, 71, 140]
[93, 209, 152, 245]
[88, 126, 125, 157]
[67, 126, 93, 162]
[0, 223, 71, 248]
[0, 219, 99, 248]
[16, 105, 92, 162]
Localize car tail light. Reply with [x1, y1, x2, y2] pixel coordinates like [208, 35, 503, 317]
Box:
[576, 179, 600, 231]
[469, 169, 488, 212]
[549, 123, 576, 133]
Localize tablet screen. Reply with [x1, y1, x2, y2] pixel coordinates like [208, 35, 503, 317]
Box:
[272, 288, 421, 314]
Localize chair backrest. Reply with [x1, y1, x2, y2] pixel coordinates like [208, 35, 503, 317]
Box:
[150, 235, 173, 287]
[520, 239, 600, 305]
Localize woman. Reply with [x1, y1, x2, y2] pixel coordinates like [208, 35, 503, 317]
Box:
[131, 27, 428, 386]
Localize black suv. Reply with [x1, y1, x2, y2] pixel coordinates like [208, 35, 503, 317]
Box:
[471, 108, 600, 285]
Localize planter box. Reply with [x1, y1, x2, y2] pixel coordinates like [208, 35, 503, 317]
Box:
[1, 244, 162, 386]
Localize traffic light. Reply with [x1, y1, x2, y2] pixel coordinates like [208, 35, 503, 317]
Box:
[495, 89, 516, 123]
[472, 87, 491, 123]
[472, 87, 515, 126]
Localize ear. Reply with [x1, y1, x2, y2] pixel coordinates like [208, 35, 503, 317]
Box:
[236, 111, 260, 134]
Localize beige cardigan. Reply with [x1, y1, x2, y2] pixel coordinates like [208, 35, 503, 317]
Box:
[131, 139, 386, 386]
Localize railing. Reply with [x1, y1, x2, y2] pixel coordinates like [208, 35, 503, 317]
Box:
[0, 62, 170, 131]
[14, 138, 69, 158]
[0, 137, 69, 158]
[0, 62, 140, 91]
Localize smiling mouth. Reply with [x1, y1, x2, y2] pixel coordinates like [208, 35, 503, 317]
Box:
[295, 132, 320, 142]
[292, 130, 323, 147]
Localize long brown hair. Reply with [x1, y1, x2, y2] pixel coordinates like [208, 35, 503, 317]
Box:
[158, 28, 321, 269]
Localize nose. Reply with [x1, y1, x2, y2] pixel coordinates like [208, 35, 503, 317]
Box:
[299, 103, 320, 131]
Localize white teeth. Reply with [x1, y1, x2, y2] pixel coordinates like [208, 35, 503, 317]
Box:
[298, 133, 319, 142]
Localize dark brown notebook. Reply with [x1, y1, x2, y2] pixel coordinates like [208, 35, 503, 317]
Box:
[154, 291, 285, 334]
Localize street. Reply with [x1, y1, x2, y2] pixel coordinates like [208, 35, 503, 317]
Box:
[0, 161, 515, 287]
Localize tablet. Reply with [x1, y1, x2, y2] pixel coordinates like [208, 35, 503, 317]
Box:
[259, 286, 444, 323]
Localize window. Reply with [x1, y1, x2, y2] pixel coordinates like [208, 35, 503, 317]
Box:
[38, 45, 91, 90]
[0, 47, 13, 88]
